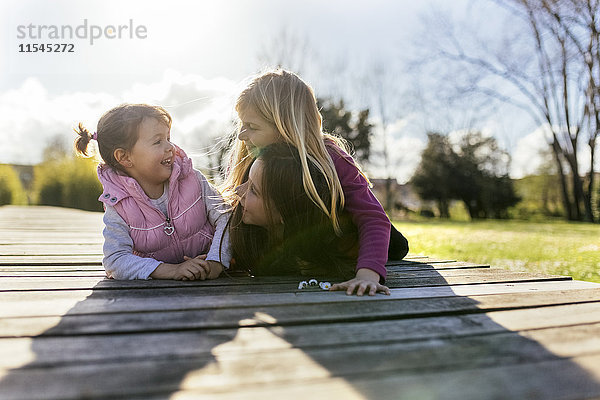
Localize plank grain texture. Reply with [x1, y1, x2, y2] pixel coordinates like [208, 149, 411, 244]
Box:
[0, 205, 599, 400]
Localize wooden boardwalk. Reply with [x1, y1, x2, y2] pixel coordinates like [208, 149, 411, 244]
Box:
[1, 205, 600, 400]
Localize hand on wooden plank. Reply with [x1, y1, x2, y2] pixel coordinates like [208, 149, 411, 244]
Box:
[329, 268, 390, 296]
[185, 257, 224, 280]
[151, 255, 211, 281]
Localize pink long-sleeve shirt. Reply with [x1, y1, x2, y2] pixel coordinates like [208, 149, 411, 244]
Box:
[326, 142, 391, 280]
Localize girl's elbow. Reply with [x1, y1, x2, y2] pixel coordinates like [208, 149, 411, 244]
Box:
[102, 256, 130, 280]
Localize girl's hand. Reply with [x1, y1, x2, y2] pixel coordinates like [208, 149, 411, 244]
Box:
[329, 268, 390, 296]
[176, 255, 209, 280]
[183, 256, 224, 280]
[151, 255, 209, 280]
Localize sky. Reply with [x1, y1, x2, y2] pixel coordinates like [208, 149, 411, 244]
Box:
[0, 0, 580, 182]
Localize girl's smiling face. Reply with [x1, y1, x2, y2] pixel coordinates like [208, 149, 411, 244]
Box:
[124, 117, 174, 198]
[237, 107, 281, 151]
[237, 159, 281, 228]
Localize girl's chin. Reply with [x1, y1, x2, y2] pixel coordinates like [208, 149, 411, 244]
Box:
[246, 145, 260, 157]
[241, 214, 258, 227]
[161, 165, 173, 176]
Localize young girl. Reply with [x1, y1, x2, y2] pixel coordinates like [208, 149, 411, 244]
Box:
[223, 69, 408, 296]
[231, 143, 390, 296]
[75, 103, 230, 280]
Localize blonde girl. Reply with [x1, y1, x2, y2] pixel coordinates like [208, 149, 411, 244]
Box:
[223, 69, 408, 295]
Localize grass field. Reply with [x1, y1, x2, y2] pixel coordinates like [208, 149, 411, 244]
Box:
[392, 219, 600, 283]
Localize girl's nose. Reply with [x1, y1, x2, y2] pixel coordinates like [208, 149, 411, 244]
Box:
[238, 127, 248, 141]
[165, 140, 175, 154]
[235, 182, 248, 201]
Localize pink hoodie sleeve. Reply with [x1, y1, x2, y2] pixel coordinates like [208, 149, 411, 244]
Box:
[326, 143, 390, 281]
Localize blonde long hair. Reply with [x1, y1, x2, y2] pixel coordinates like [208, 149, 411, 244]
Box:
[222, 69, 366, 235]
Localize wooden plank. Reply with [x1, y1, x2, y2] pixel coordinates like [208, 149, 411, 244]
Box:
[0, 269, 572, 292]
[0, 261, 487, 275]
[387, 258, 458, 265]
[1, 205, 598, 400]
[0, 265, 105, 272]
[0, 271, 107, 278]
[0, 236, 102, 245]
[159, 355, 600, 400]
[0, 260, 473, 271]
[1, 280, 597, 318]
[0, 258, 455, 268]
[387, 262, 490, 271]
[0, 265, 488, 278]
[1, 328, 599, 400]
[0, 244, 103, 256]
[385, 267, 516, 277]
[0, 281, 598, 319]
[0, 257, 102, 266]
[2, 293, 599, 338]
[2, 309, 600, 370]
[0, 205, 103, 218]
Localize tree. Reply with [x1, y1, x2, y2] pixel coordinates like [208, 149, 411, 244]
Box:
[361, 62, 405, 211]
[453, 132, 519, 219]
[34, 138, 103, 211]
[0, 165, 27, 206]
[410, 133, 455, 218]
[256, 28, 313, 75]
[416, 0, 599, 222]
[411, 132, 520, 219]
[318, 98, 373, 165]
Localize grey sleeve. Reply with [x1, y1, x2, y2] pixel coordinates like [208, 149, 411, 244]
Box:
[102, 206, 162, 280]
[196, 170, 232, 268]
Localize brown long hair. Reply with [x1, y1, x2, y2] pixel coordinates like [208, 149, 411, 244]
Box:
[74, 104, 172, 172]
[229, 143, 358, 278]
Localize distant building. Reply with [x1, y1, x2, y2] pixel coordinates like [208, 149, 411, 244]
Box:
[370, 178, 435, 216]
[2, 164, 34, 190]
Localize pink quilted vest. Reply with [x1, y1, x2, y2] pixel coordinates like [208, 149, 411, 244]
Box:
[97, 146, 215, 263]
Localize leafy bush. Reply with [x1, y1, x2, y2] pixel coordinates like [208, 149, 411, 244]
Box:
[510, 174, 565, 220]
[0, 165, 28, 205]
[33, 156, 103, 211]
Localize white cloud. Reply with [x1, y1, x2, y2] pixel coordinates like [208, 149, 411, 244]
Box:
[510, 125, 596, 178]
[0, 71, 239, 165]
[390, 136, 426, 184]
[510, 124, 600, 178]
[367, 115, 426, 183]
[510, 126, 550, 178]
[0, 78, 119, 164]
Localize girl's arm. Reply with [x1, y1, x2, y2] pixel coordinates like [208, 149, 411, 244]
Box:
[327, 145, 391, 282]
[104, 207, 211, 280]
[196, 170, 232, 269]
[102, 206, 162, 280]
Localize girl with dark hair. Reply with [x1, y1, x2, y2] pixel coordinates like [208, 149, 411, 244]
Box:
[230, 143, 390, 296]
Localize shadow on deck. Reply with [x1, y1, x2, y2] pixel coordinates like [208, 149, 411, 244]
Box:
[2, 264, 600, 399]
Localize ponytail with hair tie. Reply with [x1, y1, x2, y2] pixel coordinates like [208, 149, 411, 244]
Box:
[74, 122, 94, 157]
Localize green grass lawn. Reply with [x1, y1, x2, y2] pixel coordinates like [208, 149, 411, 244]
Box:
[392, 219, 600, 283]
